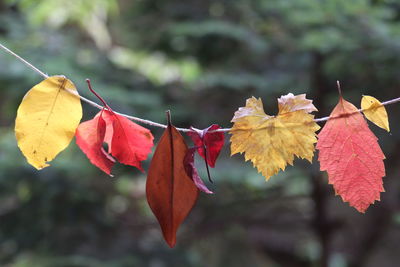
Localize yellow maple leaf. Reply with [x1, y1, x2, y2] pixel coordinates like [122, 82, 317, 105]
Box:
[230, 93, 320, 180]
[361, 95, 390, 132]
[15, 76, 83, 169]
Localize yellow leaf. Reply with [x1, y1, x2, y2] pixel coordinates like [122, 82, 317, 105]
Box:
[15, 76, 83, 169]
[278, 93, 318, 114]
[230, 94, 320, 180]
[361, 95, 390, 132]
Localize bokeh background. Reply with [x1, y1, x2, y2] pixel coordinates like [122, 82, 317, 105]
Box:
[1, 0, 400, 266]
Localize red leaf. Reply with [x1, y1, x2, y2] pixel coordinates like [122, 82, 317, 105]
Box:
[316, 96, 385, 213]
[102, 110, 154, 171]
[75, 110, 115, 175]
[187, 124, 224, 168]
[184, 147, 213, 194]
[146, 117, 199, 247]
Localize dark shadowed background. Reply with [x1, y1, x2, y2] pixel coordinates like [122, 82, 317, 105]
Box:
[1, 0, 400, 266]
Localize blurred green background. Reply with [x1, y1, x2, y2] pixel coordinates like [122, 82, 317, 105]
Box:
[1, 0, 400, 266]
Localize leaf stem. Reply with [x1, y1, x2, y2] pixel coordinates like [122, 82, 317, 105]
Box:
[166, 110, 172, 126]
[337, 80, 342, 97]
[203, 145, 213, 183]
[86, 79, 111, 110]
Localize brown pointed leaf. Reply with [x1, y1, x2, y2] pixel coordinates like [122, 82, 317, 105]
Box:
[146, 120, 199, 247]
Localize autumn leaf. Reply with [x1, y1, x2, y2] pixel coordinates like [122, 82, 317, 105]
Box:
[15, 76, 82, 169]
[278, 93, 318, 113]
[316, 96, 385, 213]
[184, 147, 213, 194]
[102, 110, 154, 171]
[146, 112, 199, 248]
[186, 124, 225, 168]
[361, 95, 390, 132]
[230, 94, 320, 180]
[75, 110, 115, 175]
[76, 80, 153, 173]
[186, 124, 224, 184]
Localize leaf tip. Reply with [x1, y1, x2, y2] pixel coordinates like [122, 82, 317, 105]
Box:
[29, 158, 50, 170]
[263, 175, 271, 181]
[167, 239, 177, 248]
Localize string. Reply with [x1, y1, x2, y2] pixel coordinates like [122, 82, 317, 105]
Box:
[1, 42, 400, 133]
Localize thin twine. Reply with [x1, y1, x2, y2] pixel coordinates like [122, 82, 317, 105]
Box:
[1, 42, 400, 133]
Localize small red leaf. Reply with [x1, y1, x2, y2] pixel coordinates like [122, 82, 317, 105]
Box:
[75, 110, 115, 175]
[187, 124, 224, 168]
[102, 110, 154, 171]
[78, 79, 153, 172]
[146, 115, 199, 247]
[184, 148, 213, 194]
[316, 96, 386, 213]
